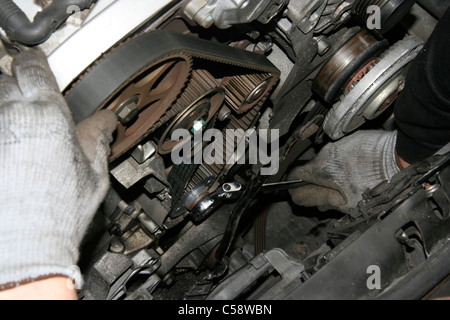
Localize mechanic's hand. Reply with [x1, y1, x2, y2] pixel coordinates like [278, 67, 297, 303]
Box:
[0, 49, 117, 290]
[288, 130, 400, 215]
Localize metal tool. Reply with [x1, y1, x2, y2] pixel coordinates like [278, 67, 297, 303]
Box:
[260, 179, 309, 192]
[174, 178, 308, 222]
[190, 181, 243, 222]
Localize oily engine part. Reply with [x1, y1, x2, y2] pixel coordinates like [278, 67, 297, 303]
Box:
[157, 69, 225, 155]
[66, 30, 279, 163]
[222, 72, 279, 114]
[66, 29, 279, 214]
[103, 54, 192, 161]
[181, 72, 279, 193]
[312, 30, 388, 104]
[169, 73, 278, 211]
[323, 35, 424, 140]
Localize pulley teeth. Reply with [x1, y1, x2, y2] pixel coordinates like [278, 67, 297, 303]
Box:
[186, 92, 265, 195]
[177, 69, 219, 104]
[155, 69, 220, 129]
[223, 73, 273, 114]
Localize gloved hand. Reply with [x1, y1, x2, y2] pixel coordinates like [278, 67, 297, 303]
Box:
[0, 50, 117, 290]
[288, 130, 400, 215]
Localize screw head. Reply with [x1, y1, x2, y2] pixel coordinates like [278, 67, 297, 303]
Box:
[115, 95, 140, 125]
[201, 14, 214, 28]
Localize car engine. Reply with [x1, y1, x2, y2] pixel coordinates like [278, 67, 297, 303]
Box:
[0, 0, 449, 300]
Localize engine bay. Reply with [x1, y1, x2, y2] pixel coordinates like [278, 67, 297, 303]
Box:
[1, 0, 449, 300]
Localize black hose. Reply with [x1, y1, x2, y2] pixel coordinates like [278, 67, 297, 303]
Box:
[0, 0, 95, 45]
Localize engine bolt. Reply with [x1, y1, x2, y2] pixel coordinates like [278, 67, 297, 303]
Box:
[115, 96, 140, 125]
[218, 106, 232, 121]
[315, 35, 331, 56]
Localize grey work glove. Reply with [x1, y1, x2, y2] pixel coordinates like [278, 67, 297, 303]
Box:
[0, 50, 117, 290]
[288, 130, 400, 215]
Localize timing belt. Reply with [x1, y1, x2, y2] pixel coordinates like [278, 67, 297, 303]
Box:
[65, 29, 280, 219]
[65, 29, 280, 124]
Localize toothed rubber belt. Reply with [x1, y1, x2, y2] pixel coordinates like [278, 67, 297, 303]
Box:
[66, 30, 279, 124]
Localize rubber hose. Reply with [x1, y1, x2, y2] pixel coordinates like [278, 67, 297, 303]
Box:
[0, 0, 94, 45]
